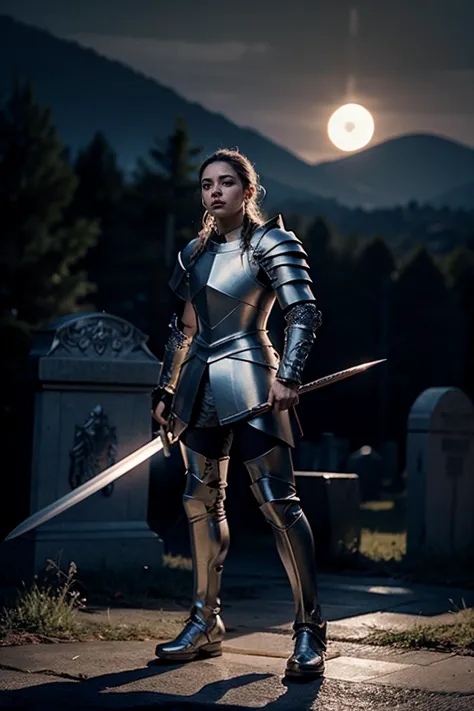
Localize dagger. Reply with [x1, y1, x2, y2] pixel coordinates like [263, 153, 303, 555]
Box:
[3, 358, 385, 541]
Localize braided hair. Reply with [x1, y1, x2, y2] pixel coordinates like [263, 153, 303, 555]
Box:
[189, 149, 266, 265]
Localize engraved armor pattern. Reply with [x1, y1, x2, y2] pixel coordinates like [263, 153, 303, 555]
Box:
[285, 302, 322, 329]
[276, 302, 322, 384]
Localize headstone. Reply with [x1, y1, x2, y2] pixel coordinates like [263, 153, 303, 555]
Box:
[378, 441, 400, 491]
[407, 387, 474, 560]
[295, 471, 361, 563]
[294, 433, 350, 473]
[346, 446, 384, 501]
[319, 433, 350, 472]
[1, 313, 163, 581]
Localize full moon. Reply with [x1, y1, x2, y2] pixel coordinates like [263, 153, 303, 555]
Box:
[327, 103, 374, 152]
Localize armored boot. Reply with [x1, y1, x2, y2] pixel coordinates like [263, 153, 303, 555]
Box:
[156, 445, 230, 662]
[245, 444, 326, 679]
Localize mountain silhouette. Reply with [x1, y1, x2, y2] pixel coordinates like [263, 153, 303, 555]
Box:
[431, 180, 474, 210]
[1, 15, 473, 209]
[311, 134, 474, 208]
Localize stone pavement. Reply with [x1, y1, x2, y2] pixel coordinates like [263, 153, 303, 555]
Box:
[81, 568, 474, 643]
[0, 640, 473, 710]
[1, 570, 473, 709]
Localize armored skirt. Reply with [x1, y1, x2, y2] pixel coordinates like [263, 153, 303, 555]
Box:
[168, 215, 316, 447]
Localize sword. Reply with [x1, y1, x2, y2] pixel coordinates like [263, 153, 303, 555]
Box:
[3, 358, 385, 541]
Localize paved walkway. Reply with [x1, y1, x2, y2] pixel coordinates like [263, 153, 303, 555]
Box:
[1, 640, 473, 709]
[1, 571, 473, 709]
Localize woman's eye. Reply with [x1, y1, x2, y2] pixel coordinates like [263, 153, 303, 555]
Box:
[223, 181, 233, 187]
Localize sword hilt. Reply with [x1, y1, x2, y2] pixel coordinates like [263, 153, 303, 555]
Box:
[159, 425, 171, 457]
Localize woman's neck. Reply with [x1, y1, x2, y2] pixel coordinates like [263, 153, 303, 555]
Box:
[215, 213, 245, 241]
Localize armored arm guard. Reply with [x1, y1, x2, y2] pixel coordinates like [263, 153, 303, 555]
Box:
[254, 225, 321, 384]
[151, 313, 193, 412]
[276, 302, 322, 384]
[152, 240, 199, 411]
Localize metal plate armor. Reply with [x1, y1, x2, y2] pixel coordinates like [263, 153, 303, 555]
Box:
[168, 215, 315, 444]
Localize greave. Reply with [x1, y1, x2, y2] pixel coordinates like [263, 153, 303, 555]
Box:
[180, 443, 230, 621]
[245, 445, 322, 627]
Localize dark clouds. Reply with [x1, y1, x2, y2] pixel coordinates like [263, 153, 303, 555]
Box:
[1, 0, 473, 160]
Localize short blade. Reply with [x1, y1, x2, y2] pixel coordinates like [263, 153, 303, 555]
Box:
[4, 436, 164, 541]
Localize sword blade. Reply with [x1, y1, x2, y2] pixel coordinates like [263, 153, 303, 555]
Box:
[248, 358, 386, 418]
[4, 436, 164, 542]
[4, 358, 386, 542]
[299, 358, 387, 395]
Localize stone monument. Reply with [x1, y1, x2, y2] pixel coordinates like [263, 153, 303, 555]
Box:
[3, 313, 163, 580]
[407, 387, 474, 560]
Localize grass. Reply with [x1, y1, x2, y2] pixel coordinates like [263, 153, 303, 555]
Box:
[0, 560, 84, 642]
[367, 608, 474, 656]
[357, 497, 474, 587]
[0, 557, 189, 646]
[0, 552, 257, 647]
[360, 499, 406, 563]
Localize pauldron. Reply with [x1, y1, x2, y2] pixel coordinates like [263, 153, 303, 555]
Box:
[151, 314, 192, 411]
[276, 302, 322, 385]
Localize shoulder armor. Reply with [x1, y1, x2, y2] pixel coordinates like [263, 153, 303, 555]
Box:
[181, 237, 200, 267]
[252, 227, 314, 310]
[168, 237, 200, 300]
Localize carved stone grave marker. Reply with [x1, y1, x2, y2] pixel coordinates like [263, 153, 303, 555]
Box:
[4, 313, 163, 579]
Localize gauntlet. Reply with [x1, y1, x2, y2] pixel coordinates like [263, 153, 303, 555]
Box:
[151, 314, 192, 415]
[276, 303, 322, 385]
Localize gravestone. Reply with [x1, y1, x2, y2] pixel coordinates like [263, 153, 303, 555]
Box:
[294, 433, 350, 472]
[346, 445, 384, 501]
[295, 471, 361, 563]
[407, 387, 474, 560]
[2, 313, 163, 580]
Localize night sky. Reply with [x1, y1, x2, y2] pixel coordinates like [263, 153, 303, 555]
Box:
[1, 0, 473, 162]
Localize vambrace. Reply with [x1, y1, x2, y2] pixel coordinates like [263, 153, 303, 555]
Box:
[151, 314, 192, 411]
[276, 302, 322, 385]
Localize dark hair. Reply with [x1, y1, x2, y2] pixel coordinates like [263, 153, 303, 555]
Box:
[190, 149, 266, 263]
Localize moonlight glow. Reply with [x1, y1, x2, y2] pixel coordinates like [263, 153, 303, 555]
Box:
[327, 103, 374, 152]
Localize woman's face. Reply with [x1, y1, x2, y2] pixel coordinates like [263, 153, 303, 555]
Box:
[201, 161, 251, 221]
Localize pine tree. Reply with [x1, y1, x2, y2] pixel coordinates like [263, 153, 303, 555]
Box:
[353, 237, 395, 439]
[0, 81, 99, 481]
[72, 131, 124, 221]
[132, 118, 202, 348]
[444, 246, 474, 398]
[0, 81, 99, 331]
[390, 246, 464, 440]
[134, 116, 202, 267]
[69, 132, 126, 314]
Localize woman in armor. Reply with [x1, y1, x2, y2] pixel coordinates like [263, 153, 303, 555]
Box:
[152, 149, 326, 679]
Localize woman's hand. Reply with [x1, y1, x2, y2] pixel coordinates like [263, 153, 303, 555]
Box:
[267, 379, 299, 412]
[152, 400, 169, 426]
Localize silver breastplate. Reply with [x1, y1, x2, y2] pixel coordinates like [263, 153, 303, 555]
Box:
[186, 238, 275, 350]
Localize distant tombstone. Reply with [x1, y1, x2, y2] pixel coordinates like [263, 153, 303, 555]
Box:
[295, 434, 350, 473]
[407, 387, 474, 560]
[378, 441, 400, 491]
[319, 433, 350, 472]
[2, 313, 163, 581]
[295, 471, 361, 563]
[346, 446, 384, 501]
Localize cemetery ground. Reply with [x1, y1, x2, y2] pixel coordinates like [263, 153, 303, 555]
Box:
[1, 559, 474, 707]
[1, 494, 473, 654]
[1, 497, 474, 708]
